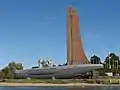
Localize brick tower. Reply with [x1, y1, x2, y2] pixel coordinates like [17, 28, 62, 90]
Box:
[67, 7, 90, 65]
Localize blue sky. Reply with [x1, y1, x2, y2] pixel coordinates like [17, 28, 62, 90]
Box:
[0, 0, 120, 69]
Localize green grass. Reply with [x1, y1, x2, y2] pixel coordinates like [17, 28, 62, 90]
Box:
[1, 79, 120, 84]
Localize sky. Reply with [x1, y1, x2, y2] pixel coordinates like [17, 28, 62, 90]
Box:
[0, 0, 120, 69]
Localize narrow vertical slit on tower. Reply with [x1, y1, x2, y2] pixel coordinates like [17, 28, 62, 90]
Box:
[70, 14, 73, 64]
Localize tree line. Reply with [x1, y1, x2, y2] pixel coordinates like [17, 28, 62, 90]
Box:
[0, 62, 23, 79]
[90, 53, 120, 76]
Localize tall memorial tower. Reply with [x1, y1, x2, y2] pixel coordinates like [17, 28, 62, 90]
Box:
[67, 7, 90, 65]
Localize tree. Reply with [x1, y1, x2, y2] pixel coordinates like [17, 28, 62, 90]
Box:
[0, 70, 5, 79]
[2, 66, 9, 78]
[104, 53, 119, 72]
[16, 63, 23, 70]
[90, 55, 101, 64]
[8, 62, 23, 71]
[1, 62, 23, 79]
[104, 56, 110, 69]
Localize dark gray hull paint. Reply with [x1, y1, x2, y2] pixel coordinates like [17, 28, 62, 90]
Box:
[15, 64, 103, 79]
